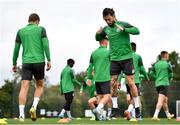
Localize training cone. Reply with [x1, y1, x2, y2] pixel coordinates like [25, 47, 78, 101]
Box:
[176, 118, 180, 122]
[0, 119, 8, 124]
[41, 117, 45, 120]
[57, 118, 70, 123]
[76, 117, 81, 120]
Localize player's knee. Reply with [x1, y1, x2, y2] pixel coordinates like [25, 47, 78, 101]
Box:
[68, 99, 73, 104]
[111, 75, 118, 84]
[128, 82, 134, 88]
[126, 76, 134, 84]
[36, 80, 44, 87]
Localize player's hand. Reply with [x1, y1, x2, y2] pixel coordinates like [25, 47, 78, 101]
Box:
[115, 23, 124, 31]
[96, 27, 103, 34]
[86, 79, 92, 86]
[46, 61, 51, 71]
[12, 65, 17, 72]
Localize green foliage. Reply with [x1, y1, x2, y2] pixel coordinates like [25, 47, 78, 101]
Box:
[169, 51, 180, 80]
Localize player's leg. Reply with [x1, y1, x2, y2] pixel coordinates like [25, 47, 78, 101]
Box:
[107, 99, 112, 120]
[30, 63, 45, 121]
[65, 92, 74, 120]
[111, 76, 119, 118]
[161, 86, 174, 119]
[126, 75, 139, 110]
[94, 82, 111, 120]
[136, 84, 142, 120]
[163, 96, 174, 119]
[152, 94, 165, 120]
[124, 84, 134, 120]
[88, 97, 98, 120]
[19, 80, 30, 121]
[59, 93, 67, 118]
[88, 97, 98, 109]
[123, 59, 140, 119]
[19, 63, 33, 122]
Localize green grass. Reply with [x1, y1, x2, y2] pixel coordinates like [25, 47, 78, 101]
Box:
[3, 118, 180, 124]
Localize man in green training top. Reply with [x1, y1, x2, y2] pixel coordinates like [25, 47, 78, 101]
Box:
[150, 51, 174, 121]
[124, 42, 149, 121]
[87, 37, 111, 121]
[58, 59, 81, 120]
[95, 8, 141, 119]
[12, 13, 51, 122]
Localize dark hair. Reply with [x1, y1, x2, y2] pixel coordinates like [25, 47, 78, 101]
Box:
[103, 8, 115, 17]
[131, 42, 136, 51]
[67, 58, 75, 67]
[28, 13, 40, 22]
[99, 37, 108, 42]
[160, 51, 168, 58]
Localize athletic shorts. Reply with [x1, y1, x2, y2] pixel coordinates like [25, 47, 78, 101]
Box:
[156, 86, 168, 96]
[95, 81, 111, 94]
[126, 84, 141, 96]
[110, 58, 134, 76]
[22, 62, 45, 80]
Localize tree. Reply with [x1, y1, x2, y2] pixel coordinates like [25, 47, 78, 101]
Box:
[169, 51, 180, 80]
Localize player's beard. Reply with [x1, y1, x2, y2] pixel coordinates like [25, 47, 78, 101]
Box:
[108, 20, 115, 27]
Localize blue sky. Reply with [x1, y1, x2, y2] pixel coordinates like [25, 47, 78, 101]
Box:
[0, 0, 179, 86]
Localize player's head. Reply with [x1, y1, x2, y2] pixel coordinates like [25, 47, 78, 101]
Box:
[160, 51, 169, 60]
[28, 13, 40, 25]
[99, 37, 108, 47]
[131, 42, 136, 52]
[103, 8, 116, 26]
[67, 58, 75, 67]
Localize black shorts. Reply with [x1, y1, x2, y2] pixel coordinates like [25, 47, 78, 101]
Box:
[156, 86, 168, 96]
[126, 84, 141, 96]
[110, 58, 134, 76]
[95, 81, 111, 95]
[22, 62, 45, 80]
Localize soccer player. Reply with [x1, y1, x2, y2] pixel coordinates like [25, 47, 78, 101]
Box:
[124, 42, 149, 121]
[12, 13, 51, 122]
[95, 8, 141, 119]
[87, 37, 111, 121]
[150, 51, 174, 121]
[58, 59, 81, 120]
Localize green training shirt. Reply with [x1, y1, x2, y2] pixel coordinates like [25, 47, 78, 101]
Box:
[13, 23, 51, 65]
[80, 77, 96, 98]
[150, 60, 173, 87]
[95, 21, 140, 61]
[87, 46, 110, 82]
[60, 65, 81, 94]
[132, 52, 149, 84]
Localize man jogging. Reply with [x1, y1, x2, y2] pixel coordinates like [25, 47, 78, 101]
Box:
[87, 37, 111, 121]
[150, 51, 174, 121]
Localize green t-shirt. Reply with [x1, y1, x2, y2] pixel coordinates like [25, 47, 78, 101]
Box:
[132, 52, 149, 84]
[87, 46, 110, 82]
[13, 23, 51, 65]
[95, 21, 140, 61]
[80, 77, 96, 98]
[150, 60, 173, 87]
[60, 65, 81, 94]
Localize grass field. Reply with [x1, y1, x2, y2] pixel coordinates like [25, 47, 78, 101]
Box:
[1, 118, 180, 124]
